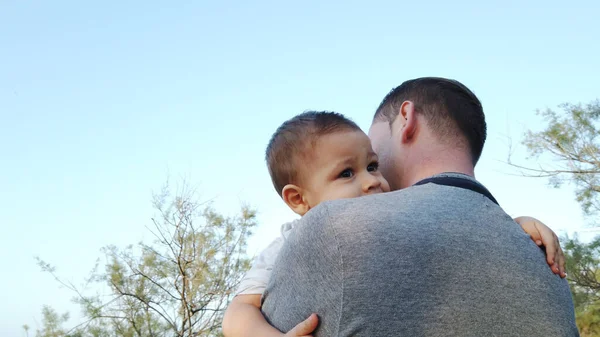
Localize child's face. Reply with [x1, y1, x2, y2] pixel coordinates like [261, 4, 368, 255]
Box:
[299, 130, 390, 212]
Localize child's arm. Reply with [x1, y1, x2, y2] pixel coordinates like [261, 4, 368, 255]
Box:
[514, 216, 566, 278]
[222, 294, 318, 337]
[223, 220, 318, 336]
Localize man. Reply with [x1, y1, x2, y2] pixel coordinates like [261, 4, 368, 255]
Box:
[261, 77, 579, 336]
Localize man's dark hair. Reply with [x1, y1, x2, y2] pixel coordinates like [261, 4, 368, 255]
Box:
[373, 77, 486, 164]
[266, 111, 361, 196]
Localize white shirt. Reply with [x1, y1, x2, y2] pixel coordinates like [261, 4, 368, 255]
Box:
[235, 220, 298, 295]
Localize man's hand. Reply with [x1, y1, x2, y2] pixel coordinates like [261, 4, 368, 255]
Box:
[284, 314, 319, 337]
[514, 216, 566, 278]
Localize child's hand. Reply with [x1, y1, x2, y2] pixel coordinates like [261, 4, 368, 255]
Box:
[284, 313, 319, 337]
[514, 216, 566, 278]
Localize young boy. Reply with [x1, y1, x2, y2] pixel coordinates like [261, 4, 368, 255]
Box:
[222, 111, 566, 337]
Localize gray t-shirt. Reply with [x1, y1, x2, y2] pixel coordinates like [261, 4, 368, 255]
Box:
[261, 174, 579, 336]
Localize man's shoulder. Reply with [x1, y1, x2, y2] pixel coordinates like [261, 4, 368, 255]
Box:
[315, 185, 431, 219]
[304, 181, 504, 231]
[326, 189, 412, 211]
[297, 190, 414, 233]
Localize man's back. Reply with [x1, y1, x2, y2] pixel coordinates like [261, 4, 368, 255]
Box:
[262, 176, 579, 336]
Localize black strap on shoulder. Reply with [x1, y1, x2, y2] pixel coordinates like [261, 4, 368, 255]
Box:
[414, 176, 499, 206]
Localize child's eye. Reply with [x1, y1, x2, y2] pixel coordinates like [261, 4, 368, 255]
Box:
[338, 169, 354, 178]
[367, 162, 379, 172]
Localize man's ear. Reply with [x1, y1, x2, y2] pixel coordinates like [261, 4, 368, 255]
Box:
[282, 184, 310, 216]
[397, 101, 417, 143]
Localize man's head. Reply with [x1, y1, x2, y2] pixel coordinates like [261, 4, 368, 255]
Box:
[368, 77, 486, 190]
[266, 111, 390, 216]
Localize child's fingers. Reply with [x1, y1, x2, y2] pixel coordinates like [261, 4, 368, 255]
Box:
[534, 222, 557, 266]
[546, 232, 564, 276]
[287, 313, 319, 337]
[525, 226, 543, 246]
[557, 245, 567, 278]
[544, 241, 556, 266]
[529, 231, 543, 246]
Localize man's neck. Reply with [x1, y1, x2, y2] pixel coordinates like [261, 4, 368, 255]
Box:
[400, 152, 475, 189]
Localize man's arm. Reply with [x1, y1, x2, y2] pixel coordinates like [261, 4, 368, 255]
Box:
[222, 294, 318, 337]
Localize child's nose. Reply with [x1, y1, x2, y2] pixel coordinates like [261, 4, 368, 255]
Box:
[362, 174, 382, 193]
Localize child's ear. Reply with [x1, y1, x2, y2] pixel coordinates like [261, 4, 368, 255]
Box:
[282, 184, 310, 216]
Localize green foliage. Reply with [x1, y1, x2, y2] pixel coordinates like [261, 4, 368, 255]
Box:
[563, 235, 600, 336]
[34, 306, 69, 337]
[522, 100, 600, 217]
[519, 99, 600, 335]
[34, 181, 256, 337]
[577, 303, 600, 337]
[23, 324, 31, 337]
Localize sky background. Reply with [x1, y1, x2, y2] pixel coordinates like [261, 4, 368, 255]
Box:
[1, 0, 599, 335]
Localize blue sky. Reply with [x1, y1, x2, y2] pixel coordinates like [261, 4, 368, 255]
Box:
[1, 0, 599, 335]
